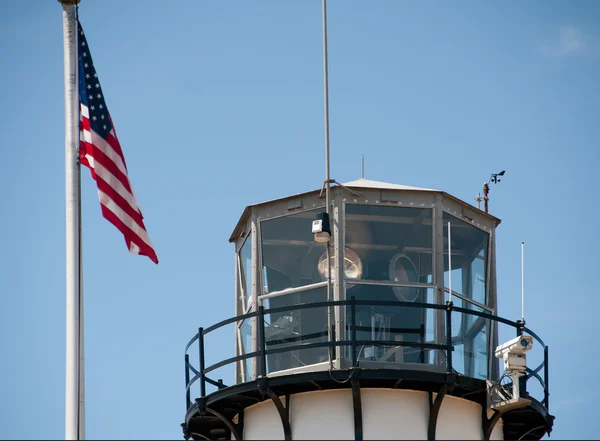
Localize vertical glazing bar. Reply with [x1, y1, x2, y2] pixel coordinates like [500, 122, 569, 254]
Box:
[351, 296, 357, 366]
[433, 195, 445, 370]
[446, 302, 453, 373]
[184, 354, 191, 409]
[544, 345, 549, 409]
[198, 327, 206, 397]
[258, 305, 267, 377]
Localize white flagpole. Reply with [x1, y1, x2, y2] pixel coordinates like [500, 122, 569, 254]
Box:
[59, 0, 84, 439]
[79, 176, 85, 441]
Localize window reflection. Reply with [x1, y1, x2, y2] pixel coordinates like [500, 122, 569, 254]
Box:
[261, 209, 327, 293]
[448, 297, 489, 379]
[344, 205, 435, 367]
[263, 287, 329, 373]
[345, 204, 433, 286]
[443, 212, 489, 379]
[443, 212, 488, 305]
[238, 318, 253, 382]
[345, 289, 438, 365]
[239, 233, 253, 309]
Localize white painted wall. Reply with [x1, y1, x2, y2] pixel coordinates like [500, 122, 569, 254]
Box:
[291, 390, 355, 440]
[436, 394, 482, 440]
[241, 388, 504, 440]
[361, 389, 429, 440]
[243, 397, 285, 440]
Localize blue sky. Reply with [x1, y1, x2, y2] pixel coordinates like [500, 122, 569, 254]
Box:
[1, 0, 599, 439]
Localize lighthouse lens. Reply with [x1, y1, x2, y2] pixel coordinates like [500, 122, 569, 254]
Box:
[317, 247, 363, 287]
[389, 253, 420, 302]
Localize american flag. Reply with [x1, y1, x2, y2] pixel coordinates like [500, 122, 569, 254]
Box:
[78, 20, 158, 264]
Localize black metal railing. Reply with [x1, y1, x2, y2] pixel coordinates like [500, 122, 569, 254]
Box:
[184, 298, 549, 413]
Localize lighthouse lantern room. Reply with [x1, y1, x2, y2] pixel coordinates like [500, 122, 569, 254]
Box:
[182, 179, 554, 440]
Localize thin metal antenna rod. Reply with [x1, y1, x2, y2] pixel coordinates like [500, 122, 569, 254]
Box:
[521, 241, 525, 322]
[322, 0, 331, 214]
[321, 0, 334, 369]
[361, 155, 365, 179]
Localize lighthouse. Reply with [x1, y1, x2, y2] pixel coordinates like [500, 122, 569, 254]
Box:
[181, 178, 554, 440]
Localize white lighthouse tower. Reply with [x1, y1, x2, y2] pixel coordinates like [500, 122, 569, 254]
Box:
[181, 178, 554, 440]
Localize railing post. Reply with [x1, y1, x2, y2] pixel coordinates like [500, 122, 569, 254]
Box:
[198, 327, 206, 397]
[445, 301, 453, 374]
[329, 298, 336, 365]
[516, 320, 527, 397]
[258, 305, 267, 377]
[185, 354, 191, 409]
[351, 296, 357, 367]
[419, 323, 425, 364]
[544, 345, 549, 409]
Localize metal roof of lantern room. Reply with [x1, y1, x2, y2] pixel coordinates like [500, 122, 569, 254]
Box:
[229, 178, 502, 242]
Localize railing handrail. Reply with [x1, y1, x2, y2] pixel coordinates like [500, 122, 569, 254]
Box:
[183, 298, 550, 413]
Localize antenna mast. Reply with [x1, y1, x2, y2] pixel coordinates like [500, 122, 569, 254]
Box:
[521, 241, 525, 322]
[361, 155, 365, 179]
[448, 221, 452, 303]
[322, 0, 331, 213]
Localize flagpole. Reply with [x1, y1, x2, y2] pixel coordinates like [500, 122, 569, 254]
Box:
[59, 0, 83, 440]
[79, 168, 85, 441]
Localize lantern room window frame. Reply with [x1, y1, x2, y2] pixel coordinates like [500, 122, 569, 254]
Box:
[233, 185, 499, 383]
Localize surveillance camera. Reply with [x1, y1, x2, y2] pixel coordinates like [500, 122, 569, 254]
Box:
[495, 335, 533, 359]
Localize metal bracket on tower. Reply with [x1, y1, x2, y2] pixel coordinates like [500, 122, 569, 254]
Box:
[486, 377, 531, 413]
[351, 378, 363, 441]
[190, 397, 242, 441]
[318, 179, 363, 198]
[482, 408, 502, 441]
[265, 389, 292, 440]
[234, 410, 245, 441]
[428, 383, 452, 440]
[205, 407, 242, 441]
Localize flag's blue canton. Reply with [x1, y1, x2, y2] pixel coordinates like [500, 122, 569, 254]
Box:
[78, 20, 112, 139]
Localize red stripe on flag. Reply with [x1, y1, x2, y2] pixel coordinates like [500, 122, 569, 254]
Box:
[105, 130, 129, 172]
[83, 137, 135, 196]
[95, 176, 146, 227]
[100, 202, 159, 264]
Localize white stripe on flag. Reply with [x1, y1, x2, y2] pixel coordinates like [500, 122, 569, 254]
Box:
[97, 189, 154, 248]
[89, 129, 128, 177]
[82, 129, 92, 144]
[91, 157, 141, 215]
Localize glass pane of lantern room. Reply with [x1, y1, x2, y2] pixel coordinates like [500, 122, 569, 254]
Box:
[443, 212, 489, 306]
[344, 204, 433, 284]
[260, 209, 330, 374]
[262, 287, 329, 373]
[344, 204, 435, 368]
[261, 209, 328, 294]
[239, 233, 253, 310]
[443, 212, 490, 379]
